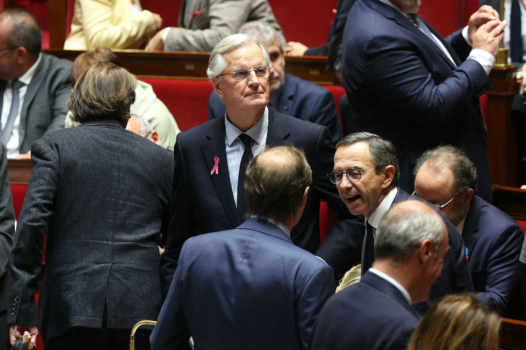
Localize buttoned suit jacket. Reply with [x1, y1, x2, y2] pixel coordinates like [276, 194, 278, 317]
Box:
[7, 120, 173, 346]
[151, 218, 335, 350]
[162, 109, 362, 296]
[0, 53, 72, 155]
[208, 73, 342, 144]
[463, 195, 524, 317]
[164, 0, 284, 52]
[343, 0, 493, 202]
[0, 142, 15, 347]
[310, 272, 418, 350]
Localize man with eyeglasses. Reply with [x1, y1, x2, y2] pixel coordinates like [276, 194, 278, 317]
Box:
[208, 21, 342, 144]
[0, 9, 72, 159]
[321, 131, 472, 316]
[161, 34, 362, 296]
[414, 145, 524, 318]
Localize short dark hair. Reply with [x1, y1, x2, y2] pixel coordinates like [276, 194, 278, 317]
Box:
[336, 132, 400, 188]
[327, 33, 343, 74]
[413, 145, 478, 193]
[245, 145, 312, 223]
[71, 47, 122, 86]
[0, 8, 42, 57]
[67, 62, 136, 124]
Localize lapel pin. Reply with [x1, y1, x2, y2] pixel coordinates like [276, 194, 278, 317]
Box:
[211, 156, 219, 175]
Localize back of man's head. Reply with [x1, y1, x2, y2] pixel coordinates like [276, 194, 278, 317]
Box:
[245, 145, 312, 223]
[239, 21, 286, 51]
[71, 47, 121, 86]
[375, 201, 443, 263]
[0, 8, 41, 57]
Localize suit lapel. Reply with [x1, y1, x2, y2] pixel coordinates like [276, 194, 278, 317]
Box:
[462, 196, 480, 260]
[201, 120, 238, 227]
[367, 0, 456, 69]
[276, 74, 294, 114]
[19, 55, 47, 149]
[266, 109, 291, 147]
[0, 81, 5, 119]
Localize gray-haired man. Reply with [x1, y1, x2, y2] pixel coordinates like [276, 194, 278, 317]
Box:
[318, 131, 472, 315]
[208, 21, 342, 144]
[160, 34, 360, 295]
[312, 201, 448, 350]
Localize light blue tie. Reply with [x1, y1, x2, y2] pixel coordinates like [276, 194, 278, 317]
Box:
[1, 80, 23, 146]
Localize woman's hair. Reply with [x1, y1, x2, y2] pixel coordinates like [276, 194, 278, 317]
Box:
[70, 47, 122, 86]
[67, 62, 136, 124]
[336, 264, 361, 293]
[406, 294, 500, 350]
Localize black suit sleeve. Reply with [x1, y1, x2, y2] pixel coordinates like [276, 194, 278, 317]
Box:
[310, 127, 364, 279]
[8, 139, 58, 326]
[160, 133, 195, 297]
[0, 144, 15, 277]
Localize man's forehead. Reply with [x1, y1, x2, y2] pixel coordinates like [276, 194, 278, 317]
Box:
[335, 143, 373, 164]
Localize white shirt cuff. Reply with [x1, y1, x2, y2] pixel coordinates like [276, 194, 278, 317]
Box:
[162, 27, 171, 42]
[462, 26, 472, 46]
[468, 49, 496, 75]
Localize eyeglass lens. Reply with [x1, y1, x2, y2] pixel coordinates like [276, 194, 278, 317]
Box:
[232, 66, 269, 81]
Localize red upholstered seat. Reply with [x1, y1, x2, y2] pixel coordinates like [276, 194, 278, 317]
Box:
[139, 78, 214, 132]
[516, 220, 526, 234]
[10, 184, 27, 220]
[322, 85, 346, 119]
[319, 201, 329, 244]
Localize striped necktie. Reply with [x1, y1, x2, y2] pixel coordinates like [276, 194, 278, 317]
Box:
[1, 80, 23, 146]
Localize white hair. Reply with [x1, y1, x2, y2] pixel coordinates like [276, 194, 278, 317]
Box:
[239, 21, 287, 51]
[130, 114, 153, 140]
[206, 34, 270, 79]
[375, 206, 444, 263]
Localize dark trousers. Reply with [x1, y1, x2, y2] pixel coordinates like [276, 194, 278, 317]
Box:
[0, 310, 9, 350]
[48, 326, 152, 350]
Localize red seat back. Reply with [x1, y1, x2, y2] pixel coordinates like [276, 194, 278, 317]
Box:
[10, 184, 27, 220]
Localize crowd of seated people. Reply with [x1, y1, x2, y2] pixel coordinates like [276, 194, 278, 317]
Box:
[0, 1, 526, 350]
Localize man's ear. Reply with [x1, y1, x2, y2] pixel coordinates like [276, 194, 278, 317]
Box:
[14, 46, 28, 65]
[419, 239, 434, 264]
[212, 77, 225, 99]
[381, 165, 396, 189]
[462, 188, 474, 207]
[150, 130, 161, 146]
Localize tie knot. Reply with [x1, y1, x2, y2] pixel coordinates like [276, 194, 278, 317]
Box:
[11, 80, 23, 91]
[238, 134, 252, 148]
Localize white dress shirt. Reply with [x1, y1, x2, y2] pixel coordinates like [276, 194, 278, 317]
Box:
[224, 107, 269, 206]
[503, 0, 526, 62]
[251, 214, 291, 237]
[366, 187, 398, 239]
[1, 53, 42, 158]
[369, 268, 412, 305]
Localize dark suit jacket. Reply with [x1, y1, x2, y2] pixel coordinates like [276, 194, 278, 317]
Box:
[463, 195, 524, 317]
[0, 142, 15, 313]
[208, 73, 342, 144]
[7, 119, 173, 346]
[0, 53, 72, 154]
[319, 188, 472, 316]
[151, 218, 335, 350]
[162, 109, 361, 295]
[342, 0, 492, 202]
[304, 0, 357, 56]
[310, 272, 418, 350]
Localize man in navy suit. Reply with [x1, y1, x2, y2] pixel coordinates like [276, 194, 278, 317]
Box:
[414, 145, 524, 317]
[311, 200, 449, 350]
[208, 21, 342, 144]
[319, 132, 472, 315]
[162, 34, 361, 295]
[151, 145, 335, 350]
[342, 0, 506, 202]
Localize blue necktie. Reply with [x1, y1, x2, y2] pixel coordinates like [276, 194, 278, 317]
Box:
[1, 80, 23, 146]
[511, 0, 523, 62]
[236, 134, 253, 222]
[361, 221, 375, 276]
[408, 14, 456, 66]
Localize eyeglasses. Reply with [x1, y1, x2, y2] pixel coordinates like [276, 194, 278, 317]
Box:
[412, 191, 460, 209]
[328, 168, 363, 185]
[217, 65, 271, 81]
[0, 46, 17, 53]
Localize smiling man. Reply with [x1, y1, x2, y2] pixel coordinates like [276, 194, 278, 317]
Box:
[208, 21, 341, 144]
[320, 132, 473, 316]
[161, 34, 360, 295]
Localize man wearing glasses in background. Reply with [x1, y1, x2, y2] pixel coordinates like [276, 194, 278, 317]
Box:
[323, 132, 473, 316]
[414, 145, 524, 318]
[161, 34, 362, 295]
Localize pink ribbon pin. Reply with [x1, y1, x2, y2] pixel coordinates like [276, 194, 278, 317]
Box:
[211, 156, 219, 175]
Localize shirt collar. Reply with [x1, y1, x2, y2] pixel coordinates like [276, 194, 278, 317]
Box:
[456, 217, 466, 235]
[224, 107, 269, 146]
[378, 0, 415, 20]
[16, 53, 42, 86]
[367, 187, 398, 229]
[369, 268, 412, 305]
[250, 214, 291, 237]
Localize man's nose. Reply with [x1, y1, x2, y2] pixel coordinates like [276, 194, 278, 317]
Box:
[247, 70, 260, 87]
[339, 174, 354, 189]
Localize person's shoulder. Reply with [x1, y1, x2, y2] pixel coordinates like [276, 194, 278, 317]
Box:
[476, 196, 523, 234]
[286, 73, 329, 94]
[178, 117, 224, 144]
[272, 109, 325, 133]
[42, 53, 73, 70]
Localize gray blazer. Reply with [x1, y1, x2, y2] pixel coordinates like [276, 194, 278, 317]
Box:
[7, 120, 173, 346]
[0, 53, 72, 154]
[164, 0, 285, 52]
